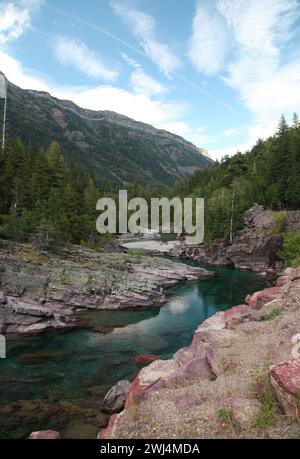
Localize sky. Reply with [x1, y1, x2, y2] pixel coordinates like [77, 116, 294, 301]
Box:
[0, 0, 300, 160]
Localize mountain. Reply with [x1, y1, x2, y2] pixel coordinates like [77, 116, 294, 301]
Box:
[2, 75, 211, 189]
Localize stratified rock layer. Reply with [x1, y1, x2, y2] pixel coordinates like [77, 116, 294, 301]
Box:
[0, 241, 215, 334]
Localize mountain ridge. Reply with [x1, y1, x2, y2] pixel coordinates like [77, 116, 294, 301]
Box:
[2, 74, 211, 189]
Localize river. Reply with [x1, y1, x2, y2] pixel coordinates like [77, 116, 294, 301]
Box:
[0, 261, 265, 438]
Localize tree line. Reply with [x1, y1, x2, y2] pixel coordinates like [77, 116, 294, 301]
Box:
[0, 139, 108, 250]
[173, 114, 300, 245]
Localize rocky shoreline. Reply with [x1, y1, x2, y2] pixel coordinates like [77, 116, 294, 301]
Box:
[99, 265, 300, 439]
[0, 240, 215, 335]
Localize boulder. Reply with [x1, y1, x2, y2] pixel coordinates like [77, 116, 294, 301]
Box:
[29, 430, 61, 439]
[101, 380, 131, 414]
[246, 287, 280, 309]
[134, 354, 160, 365]
[269, 359, 300, 417]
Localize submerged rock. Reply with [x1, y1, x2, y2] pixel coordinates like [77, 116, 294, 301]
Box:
[101, 380, 131, 414]
[134, 354, 160, 365]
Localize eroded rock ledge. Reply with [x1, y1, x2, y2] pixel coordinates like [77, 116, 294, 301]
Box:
[178, 207, 300, 278]
[100, 266, 300, 439]
[0, 241, 215, 335]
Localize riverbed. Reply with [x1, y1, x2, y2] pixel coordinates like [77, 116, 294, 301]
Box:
[0, 261, 265, 438]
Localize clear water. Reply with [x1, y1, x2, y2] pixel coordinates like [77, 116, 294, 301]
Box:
[0, 262, 265, 438]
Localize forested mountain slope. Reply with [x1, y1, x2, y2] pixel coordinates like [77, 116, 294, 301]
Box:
[2, 75, 211, 189]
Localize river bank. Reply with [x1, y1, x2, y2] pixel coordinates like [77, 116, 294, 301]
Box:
[0, 259, 265, 439]
[0, 240, 215, 335]
[100, 265, 300, 439]
[122, 205, 300, 280]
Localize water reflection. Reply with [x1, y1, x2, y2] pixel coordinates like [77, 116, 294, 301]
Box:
[0, 263, 265, 438]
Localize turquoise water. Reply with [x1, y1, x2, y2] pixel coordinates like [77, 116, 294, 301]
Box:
[0, 262, 265, 438]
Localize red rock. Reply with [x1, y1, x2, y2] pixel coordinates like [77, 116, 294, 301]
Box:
[246, 287, 280, 309]
[269, 359, 300, 416]
[223, 304, 260, 327]
[134, 354, 160, 364]
[29, 430, 61, 439]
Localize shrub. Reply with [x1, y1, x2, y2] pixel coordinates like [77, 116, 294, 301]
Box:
[261, 308, 281, 321]
[252, 373, 278, 428]
[272, 211, 287, 235]
[281, 231, 300, 267]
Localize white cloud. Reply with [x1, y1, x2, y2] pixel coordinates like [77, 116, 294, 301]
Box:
[0, 48, 186, 129]
[188, 1, 229, 75]
[210, 120, 278, 161]
[111, 2, 181, 77]
[52, 36, 118, 81]
[189, 0, 300, 159]
[130, 68, 167, 96]
[0, 49, 49, 90]
[121, 53, 167, 97]
[223, 127, 239, 137]
[0, 0, 42, 44]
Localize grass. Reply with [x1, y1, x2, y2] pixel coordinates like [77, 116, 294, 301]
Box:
[261, 308, 281, 321]
[124, 249, 147, 264]
[217, 407, 236, 434]
[126, 249, 147, 257]
[252, 372, 279, 428]
[218, 407, 232, 423]
[58, 273, 71, 285]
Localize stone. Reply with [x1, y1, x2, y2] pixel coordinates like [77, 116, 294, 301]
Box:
[246, 287, 280, 309]
[134, 354, 160, 365]
[179, 357, 213, 381]
[101, 380, 131, 414]
[0, 291, 6, 305]
[230, 397, 262, 430]
[29, 430, 61, 439]
[269, 359, 300, 417]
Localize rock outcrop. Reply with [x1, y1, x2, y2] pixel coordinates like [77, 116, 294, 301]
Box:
[100, 265, 300, 439]
[177, 206, 300, 277]
[0, 241, 215, 334]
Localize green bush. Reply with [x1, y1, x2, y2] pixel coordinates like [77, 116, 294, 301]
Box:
[281, 231, 300, 267]
[261, 308, 281, 321]
[272, 211, 287, 235]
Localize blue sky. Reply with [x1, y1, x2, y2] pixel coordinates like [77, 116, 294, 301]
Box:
[0, 0, 300, 160]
